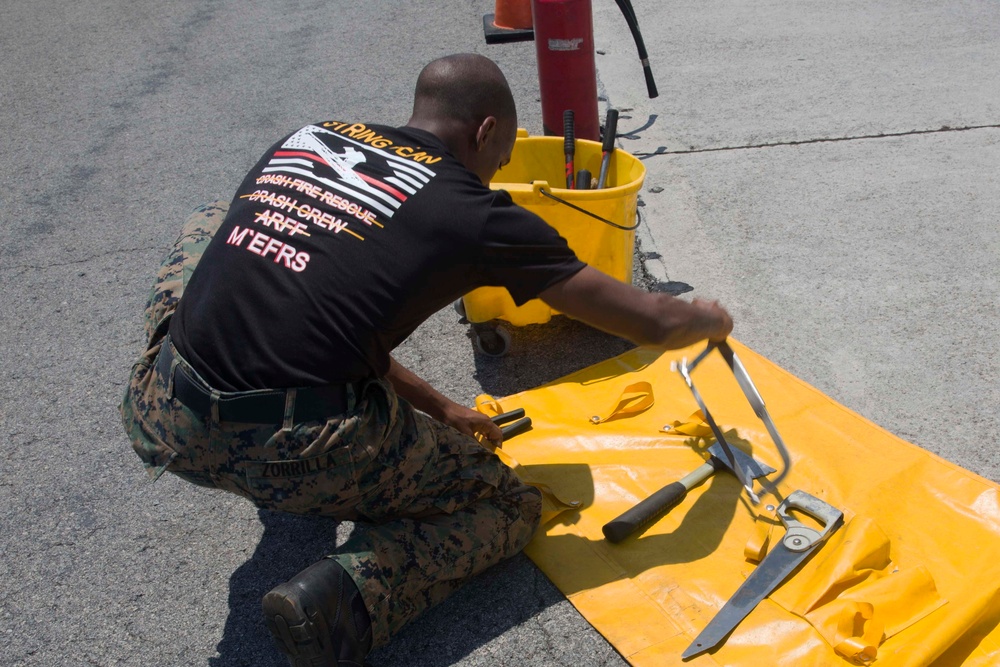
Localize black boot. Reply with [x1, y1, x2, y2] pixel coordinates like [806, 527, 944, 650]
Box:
[262, 558, 373, 667]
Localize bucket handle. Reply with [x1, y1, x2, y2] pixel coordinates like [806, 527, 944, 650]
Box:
[537, 186, 641, 231]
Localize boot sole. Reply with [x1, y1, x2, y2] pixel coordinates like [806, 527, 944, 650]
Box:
[262, 584, 340, 667]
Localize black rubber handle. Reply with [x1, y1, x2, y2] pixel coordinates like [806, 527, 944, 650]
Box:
[603, 481, 688, 543]
[491, 408, 526, 426]
[500, 416, 532, 439]
[597, 109, 620, 188]
[575, 169, 592, 190]
[602, 109, 619, 152]
[563, 110, 576, 188]
[563, 109, 575, 155]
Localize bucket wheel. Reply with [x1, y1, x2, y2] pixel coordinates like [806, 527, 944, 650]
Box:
[455, 299, 512, 356]
[472, 322, 511, 357]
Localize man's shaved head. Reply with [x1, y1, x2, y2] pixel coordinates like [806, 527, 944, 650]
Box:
[406, 54, 519, 185]
[411, 54, 517, 127]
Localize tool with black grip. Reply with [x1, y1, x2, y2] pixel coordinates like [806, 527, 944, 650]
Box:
[715, 340, 792, 491]
[597, 108, 619, 189]
[677, 353, 760, 502]
[563, 109, 575, 189]
[491, 408, 532, 440]
[603, 340, 792, 543]
[603, 441, 775, 543]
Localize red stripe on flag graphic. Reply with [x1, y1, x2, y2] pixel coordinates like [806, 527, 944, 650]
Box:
[273, 150, 407, 202]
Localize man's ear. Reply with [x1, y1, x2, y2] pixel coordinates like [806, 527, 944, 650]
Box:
[476, 116, 498, 151]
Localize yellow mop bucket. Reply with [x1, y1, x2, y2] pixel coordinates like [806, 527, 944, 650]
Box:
[461, 129, 646, 353]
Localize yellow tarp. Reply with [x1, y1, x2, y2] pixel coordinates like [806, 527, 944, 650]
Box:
[481, 340, 1000, 666]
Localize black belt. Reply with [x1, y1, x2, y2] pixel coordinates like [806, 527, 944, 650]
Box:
[158, 340, 360, 424]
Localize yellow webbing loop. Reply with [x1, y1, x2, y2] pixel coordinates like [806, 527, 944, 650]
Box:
[589, 381, 654, 424]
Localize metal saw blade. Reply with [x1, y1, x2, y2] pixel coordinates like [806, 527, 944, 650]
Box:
[681, 490, 844, 660]
[681, 540, 811, 659]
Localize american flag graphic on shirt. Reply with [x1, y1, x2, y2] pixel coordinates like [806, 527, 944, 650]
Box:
[261, 125, 437, 222]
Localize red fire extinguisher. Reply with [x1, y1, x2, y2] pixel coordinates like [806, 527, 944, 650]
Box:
[531, 0, 600, 141]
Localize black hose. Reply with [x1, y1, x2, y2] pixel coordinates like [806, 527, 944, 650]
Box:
[613, 0, 658, 99]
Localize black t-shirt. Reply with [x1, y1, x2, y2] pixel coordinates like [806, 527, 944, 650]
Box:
[170, 122, 586, 391]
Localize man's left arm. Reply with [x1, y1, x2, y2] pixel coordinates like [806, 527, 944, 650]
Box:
[386, 356, 503, 448]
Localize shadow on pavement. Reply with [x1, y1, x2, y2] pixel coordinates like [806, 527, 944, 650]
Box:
[469, 316, 637, 398]
[209, 510, 342, 667]
[209, 512, 570, 667]
[367, 554, 565, 667]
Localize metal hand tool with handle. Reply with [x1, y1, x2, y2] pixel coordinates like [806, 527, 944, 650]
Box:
[603, 340, 792, 543]
[597, 108, 619, 189]
[602, 441, 775, 543]
[563, 110, 575, 189]
[677, 340, 794, 502]
[677, 352, 759, 502]
[681, 490, 844, 659]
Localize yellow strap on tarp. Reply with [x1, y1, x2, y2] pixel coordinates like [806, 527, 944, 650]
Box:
[743, 505, 778, 563]
[830, 602, 882, 665]
[487, 341, 1000, 666]
[590, 381, 654, 424]
[663, 410, 715, 439]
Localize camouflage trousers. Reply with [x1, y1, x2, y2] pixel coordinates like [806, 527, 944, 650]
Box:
[119, 202, 542, 646]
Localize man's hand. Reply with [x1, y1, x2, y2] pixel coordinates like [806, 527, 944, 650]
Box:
[540, 266, 735, 350]
[690, 298, 733, 343]
[441, 403, 503, 449]
[385, 356, 503, 448]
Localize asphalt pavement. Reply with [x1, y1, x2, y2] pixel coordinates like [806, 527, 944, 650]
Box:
[593, 0, 1000, 481]
[1, 1, 997, 666]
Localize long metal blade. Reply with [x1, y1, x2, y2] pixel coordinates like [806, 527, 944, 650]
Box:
[682, 491, 844, 660]
[678, 361, 758, 502]
[681, 544, 811, 659]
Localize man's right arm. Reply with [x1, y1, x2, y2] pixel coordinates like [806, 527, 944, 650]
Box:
[539, 266, 733, 349]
